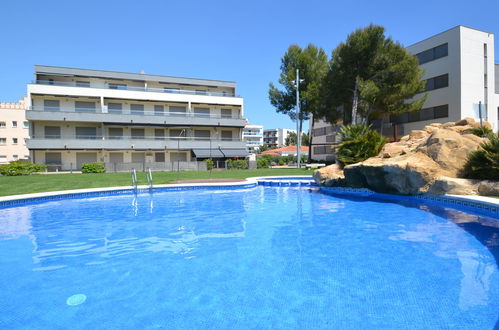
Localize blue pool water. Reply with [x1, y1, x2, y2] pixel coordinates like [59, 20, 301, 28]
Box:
[0, 186, 498, 329]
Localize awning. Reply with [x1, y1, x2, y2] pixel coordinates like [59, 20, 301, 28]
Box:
[192, 149, 224, 158]
[221, 148, 249, 158]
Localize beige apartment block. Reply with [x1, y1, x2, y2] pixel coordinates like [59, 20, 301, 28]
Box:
[0, 98, 29, 163]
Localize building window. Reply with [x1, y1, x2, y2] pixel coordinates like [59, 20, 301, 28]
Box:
[75, 127, 97, 139]
[194, 130, 210, 140]
[221, 109, 232, 119]
[221, 130, 233, 141]
[0, 122, 5, 128]
[155, 152, 165, 162]
[131, 128, 145, 139]
[45, 152, 62, 165]
[416, 43, 448, 64]
[164, 87, 180, 93]
[169, 106, 186, 117]
[194, 107, 210, 117]
[108, 103, 122, 114]
[12, 121, 17, 128]
[0, 155, 6, 162]
[76, 81, 90, 87]
[425, 74, 449, 91]
[130, 104, 144, 115]
[12, 138, 18, 144]
[108, 83, 127, 90]
[13, 155, 18, 160]
[44, 126, 61, 139]
[169, 129, 184, 138]
[170, 152, 187, 162]
[391, 104, 449, 124]
[0, 138, 6, 144]
[75, 101, 96, 113]
[108, 128, 123, 140]
[154, 105, 164, 116]
[23, 121, 29, 129]
[44, 99, 60, 111]
[155, 129, 165, 140]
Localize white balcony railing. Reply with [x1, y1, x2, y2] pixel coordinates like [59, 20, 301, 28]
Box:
[32, 135, 243, 142]
[29, 106, 243, 120]
[34, 80, 239, 98]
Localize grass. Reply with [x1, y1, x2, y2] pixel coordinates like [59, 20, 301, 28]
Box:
[0, 168, 312, 197]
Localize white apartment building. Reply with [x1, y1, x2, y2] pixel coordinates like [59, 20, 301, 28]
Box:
[263, 128, 296, 148]
[310, 25, 499, 162]
[242, 123, 263, 153]
[26, 65, 248, 171]
[0, 98, 30, 163]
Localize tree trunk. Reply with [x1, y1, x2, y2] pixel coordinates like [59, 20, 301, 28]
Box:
[351, 76, 359, 125]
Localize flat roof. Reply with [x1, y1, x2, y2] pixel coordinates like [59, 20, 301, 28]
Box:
[406, 25, 494, 48]
[34, 65, 236, 88]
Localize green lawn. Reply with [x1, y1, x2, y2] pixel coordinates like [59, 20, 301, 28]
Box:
[0, 168, 312, 197]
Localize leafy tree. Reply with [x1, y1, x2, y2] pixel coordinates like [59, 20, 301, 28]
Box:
[269, 44, 328, 135]
[318, 24, 427, 125]
[285, 131, 310, 146]
[256, 145, 271, 153]
[465, 133, 499, 180]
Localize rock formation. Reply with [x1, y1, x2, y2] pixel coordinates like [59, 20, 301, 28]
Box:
[314, 118, 498, 195]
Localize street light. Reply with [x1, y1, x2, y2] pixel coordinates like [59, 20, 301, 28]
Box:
[292, 69, 305, 169]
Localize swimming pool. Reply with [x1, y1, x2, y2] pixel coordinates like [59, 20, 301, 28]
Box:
[0, 186, 497, 329]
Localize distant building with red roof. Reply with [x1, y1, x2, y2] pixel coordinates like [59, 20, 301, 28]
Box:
[260, 145, 309, 157]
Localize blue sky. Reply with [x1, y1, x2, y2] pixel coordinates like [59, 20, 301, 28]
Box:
[1, 0, 498, 130]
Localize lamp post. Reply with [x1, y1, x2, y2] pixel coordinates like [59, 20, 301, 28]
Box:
[292, 69, 304, 169]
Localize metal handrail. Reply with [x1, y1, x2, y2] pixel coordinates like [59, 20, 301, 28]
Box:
[146, 168, 153, 189]
[131, 169, 138, 190]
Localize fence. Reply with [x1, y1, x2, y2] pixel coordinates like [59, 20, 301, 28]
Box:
[105, 161, 208, 172]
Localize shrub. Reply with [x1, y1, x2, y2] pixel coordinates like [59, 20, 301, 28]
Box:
[204, 158, 214, 170]
[336, 124, 387, 167]
[278, 159, 285, 166]
[81, 162, 106, 174]
[0, 160, 47, 176]
[227, 159, 247, 170]
[470, 126, 493, 138]
[465, 132, 499, 180]
[257, 158, 270, 169]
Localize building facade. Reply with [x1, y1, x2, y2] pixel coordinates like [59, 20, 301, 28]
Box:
[26, 66, 248, 171]
[242, 123, 263, 153]
[310, 25, 499, 162]
[0, 98, 30, 163]
[263, 128, 296, 148]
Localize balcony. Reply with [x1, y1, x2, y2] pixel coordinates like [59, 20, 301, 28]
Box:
[33, 80, 238, 97]
[27, 135, 247, 150]
[27, 106, 246, 127]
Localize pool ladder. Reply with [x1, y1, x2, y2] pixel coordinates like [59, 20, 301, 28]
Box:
[146, 168, 153, 190]
[131, 169, 138, 191]
[131, 168, 153, 191]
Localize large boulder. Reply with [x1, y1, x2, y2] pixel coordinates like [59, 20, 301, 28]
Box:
[314, 118, 497, 196]
[313, 164, 345, 187]
[344, 151, 444, 194]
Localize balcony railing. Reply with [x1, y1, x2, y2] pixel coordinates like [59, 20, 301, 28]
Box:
[29, 106, 243, 120]
[33, 80, 238, 97]
[243, 132, 263, 136]
[31, 135, 243, 142]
